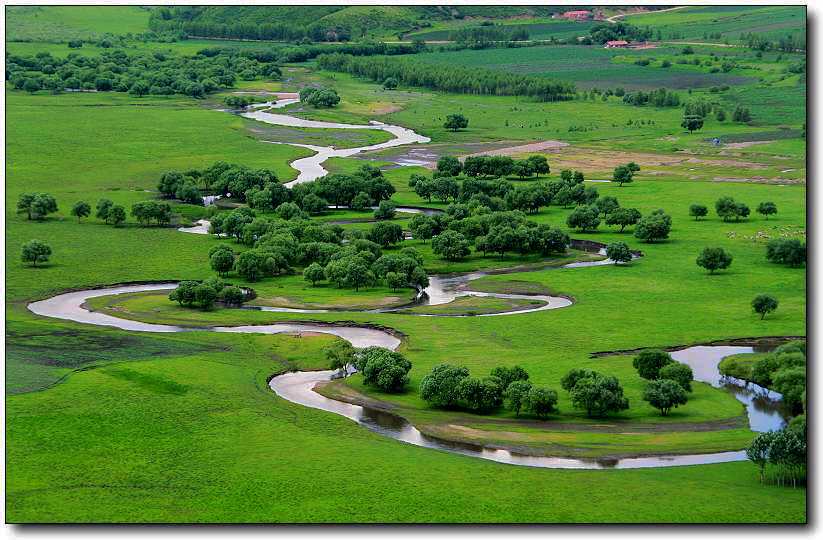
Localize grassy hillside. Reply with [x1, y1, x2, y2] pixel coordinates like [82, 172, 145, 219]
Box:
[5, 6, 151, 42]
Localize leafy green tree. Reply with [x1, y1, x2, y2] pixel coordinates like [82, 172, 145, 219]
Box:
[643, 379, 688, 416]
[504, 380, 533, 416]
[752, 294, 779, 320]
[408, 214, 435, 243]
[16, 193, 37, 220]
[605, 242, 632, 264]
[634, 209, 672, 243]
[689, 203, 708, 220]
[569, 374, 629, 417]
[367, 222, 404, 247]
[344, 260, 374, 291]
[129, 80, 150, 97]
[350, 191, 373, 211]
[21, 240, 52, 267]
[325, 340, 356, 374]
[303, 262, 325, 286]
[436, 156, 462, 176]
[420, 364, 470, 408]
[561, 368, 597, 392]
[772, 367, 805, 413]
[373, 200, 396, 220]
[766, 239, 805, 267]
[360, 348, 412, 392]
[659, 363, 694, 392]
[168, 281, 198, 306]
[218, 286, 245, 306]
[681, 114, 704, 133]
[443, 113, 469, 132]
[757, 201, 778, 220]
[715, 196, 740, 222]
[527, 155, 550, 177]
[382, 77, 399, 90]
[746, 431, 776, 482]
[696, 247, 733, 274]
[490, 365, 529, 389]
[633, 349, 674, 380]
[385, 271, 405, 291]
[410, 266, 429, 289]
[612, 165, 634, 186]
[605, 207, 641, 232]
[524, 386, 559, 417]
[96, 199, 113, 222]
[236, 251, 266, 282]
[566, 206, 600, 232]
[193, 283, 218, 310]
[512, 160, 533, 179]
[206, 247, 232, 276]
[108, 205, 126, 227]
[432, 230, 470, 261]
[457, 376, 504, 412]
[594, 196, 619, 218]
[71, 201, 91, 222]
[30, 193, 58, 220]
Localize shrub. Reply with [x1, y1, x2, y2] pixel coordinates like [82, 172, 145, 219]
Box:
[633, 349, 674, 380]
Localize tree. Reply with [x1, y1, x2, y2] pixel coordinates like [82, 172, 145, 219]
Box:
[345, 260, 374, 291]
[367, 222, 404, 247]
[23, 78, 41, 93]
[385, 271, 405, 291]
[96, 199, 113, 222]
[303, 262, 325, 286]
[566, 206, 600, 232]
[490, 365, 529, 389]
[326, 340, 356, 374]
[752, 294, 779, 320]
[408, 214, 435, 243]
[772, 367, 805, 413]
[218, 286, 245, 306]
[505, 380, 533, 416]
[210, 248, 235, 276]
[436, 156, 462, 177]
[766, 239, 806, 267]
[30, 193, 58, 220]
[633, 349, 673, 380]
[16, 193, 36, 220]
[605, 242, 632, 264]
[527, 155, 550, 177]
[612, 165, 634, 187]
[689, 203, 708, 221]
[634, 210, 672, 243]
[420, 364, 470, 408]
[443, 113, 469, 132]
[108, 205, 126, 227]
[382, 77, 399, 90]
[569, 374, 629, 417]
[168, 281, 198, 307]
[757, 201, 778, 220]
[512, 160, 533, 179]
[129, 80, 150, 97]
[236, 251, 266, 282]
[524, 387, 559, 418]
[70, 201, 91, 222]
[642, 379, 688, 416]
[457, 376, 503, 412]
[659, 363, 694, 392]
[747, 431, 776, 483]
[605, 207, 641, 232]
[696, 247, 733, 274]
[21, 240, 51, 267]
[561, 368, 597, 393]
[410, 266, 429, 289]
[350, 191, 372, 211]
[360, 348, 412, 393]
[193, 283, 218, 310]
[432, 230, 470, 261]
[732, 105, 752, 122]
[373, 200, 396, 220]
[594, 196, 619, 218]
[681, 114, 704, 133]
[715, 196, 739, 222]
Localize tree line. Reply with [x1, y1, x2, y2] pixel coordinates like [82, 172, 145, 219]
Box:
[316, 53, 577, 102]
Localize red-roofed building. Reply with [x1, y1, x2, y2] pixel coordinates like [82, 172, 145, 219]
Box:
[605, 40, 629, 48]
[561, 10, 592, 21]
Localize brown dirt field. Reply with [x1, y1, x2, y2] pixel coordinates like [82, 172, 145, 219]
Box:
[462, 140, 569, 158]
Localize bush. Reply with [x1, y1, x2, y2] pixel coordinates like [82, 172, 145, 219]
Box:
[524, 386, 559, 417]
[633, 349, 674, 380]
[605, 241, 632, 264]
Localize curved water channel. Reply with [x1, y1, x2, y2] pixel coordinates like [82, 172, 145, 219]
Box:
[32, 92, 789, 470]
[28, 280, 787, 470]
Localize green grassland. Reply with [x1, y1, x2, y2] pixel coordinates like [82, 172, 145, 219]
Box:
[407, 19, 597, 42]
[6, 6, 151, 42]
[625, 6, 805, 43]
[5, 18, 807, 522]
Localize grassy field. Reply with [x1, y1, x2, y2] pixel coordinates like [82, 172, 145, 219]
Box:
[6, 5, 151, 42]
[5, 19, 807, 522]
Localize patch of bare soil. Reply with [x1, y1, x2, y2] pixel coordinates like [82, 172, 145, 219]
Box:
[713, 176, 806, 184]
[462, 140, 569, 158]
[723, 140, 773, 149]
[684, 157, 768, 169]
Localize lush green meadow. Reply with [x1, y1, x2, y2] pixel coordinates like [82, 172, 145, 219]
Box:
[5, 7, 807, 523]
[6, 5, 150, 42]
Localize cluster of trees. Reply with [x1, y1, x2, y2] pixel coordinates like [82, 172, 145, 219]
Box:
[159, 162, 280, 203]
[420, 364, 558, 417]
[588, 22, 653, 44]
[724, 340, 806, 414]
[317, 53, 577, 102]
[560, 369, 630, 417]
[224, 95, 254, 109]
[206, 207, 429, 291]
[299, 86, 340, 108]
[766, 238, 805, 267]
[16, 193, 58, 221]
[168, 277, 249, 310]
[7, 47, 281, 97]
[740, 31, 805, 52]
[131, 201, 173, 226]
[448, 25, 530, 46]
[94, 199, 127, 227]
[286, 165, 395, 210]
[352, 347, 412, 392]
[746, 423, 806, 487]
[690, 199, 777, 222]
[612, 162, 640, 186]
[631, 350, 694, 416]
[621, 88, 680, 108]
[21, 240, 52, 267]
